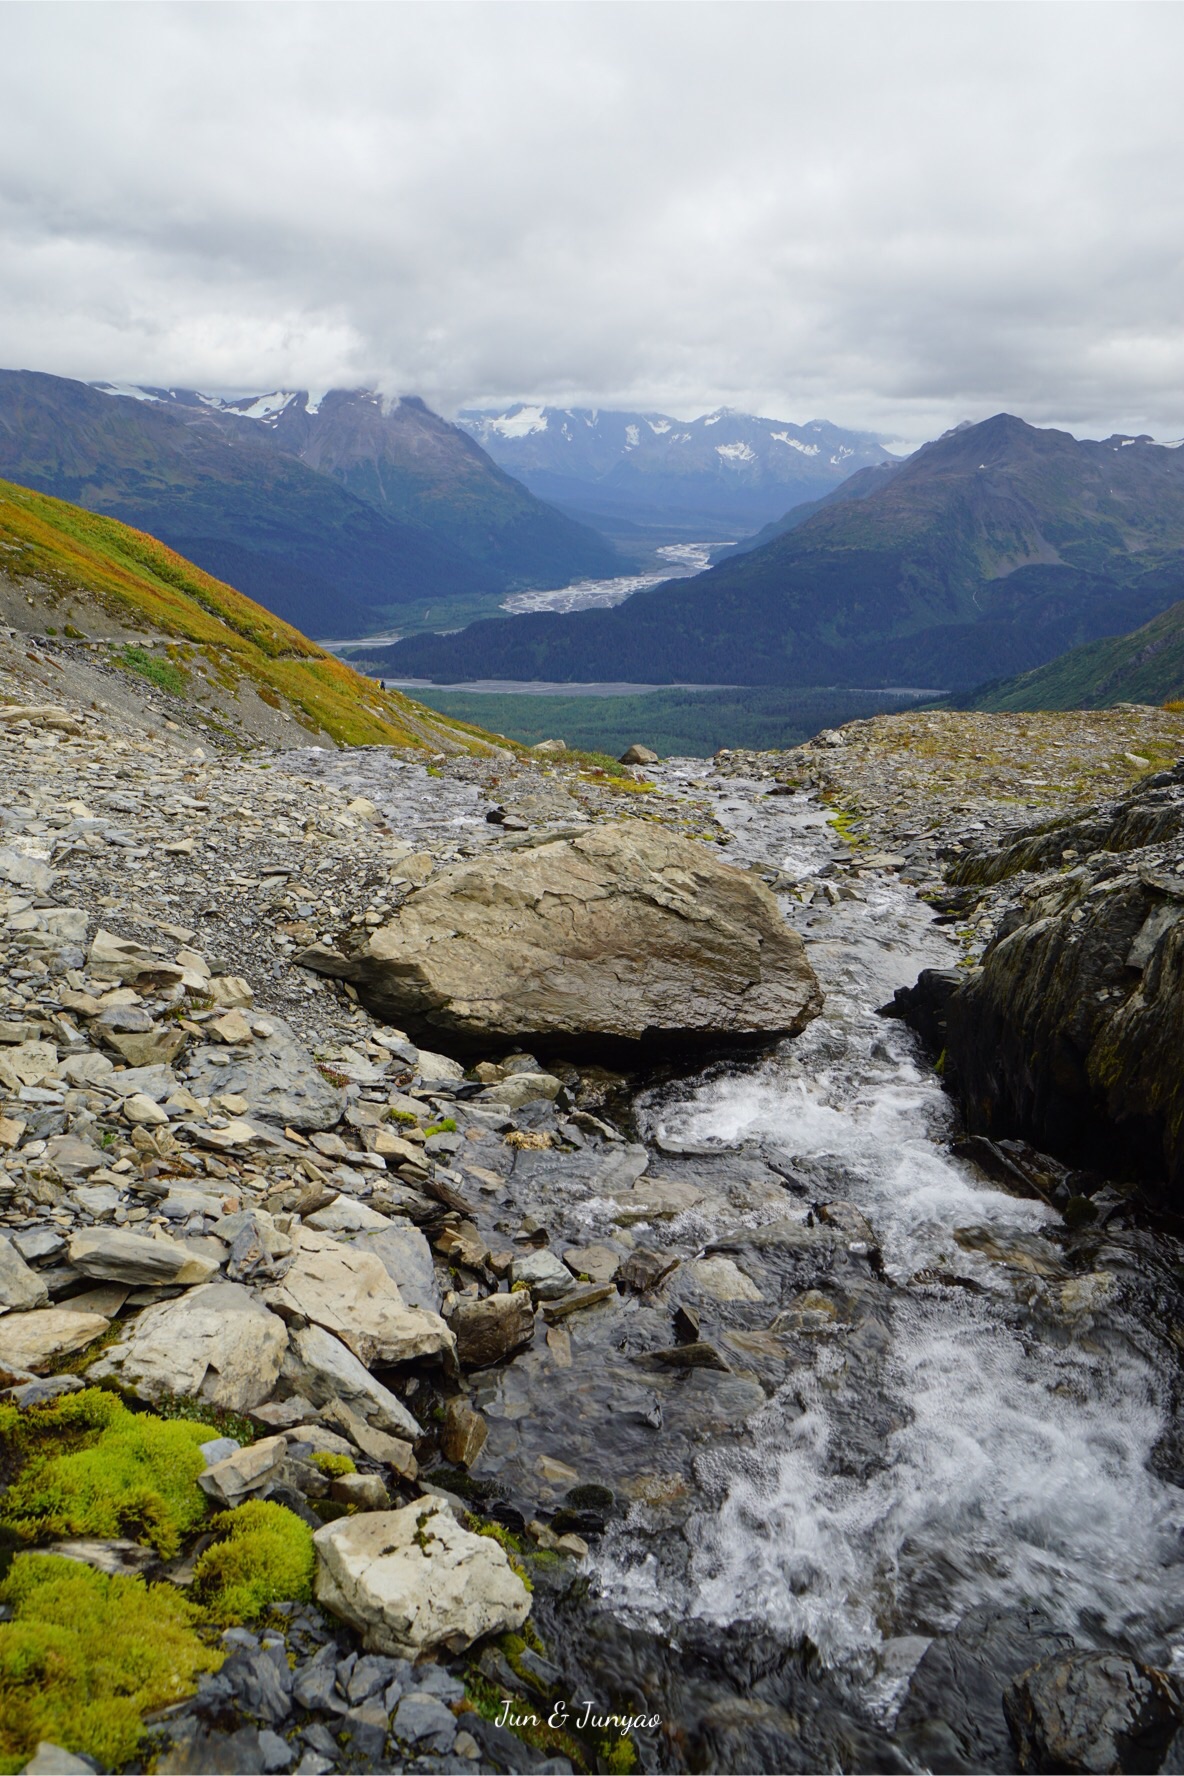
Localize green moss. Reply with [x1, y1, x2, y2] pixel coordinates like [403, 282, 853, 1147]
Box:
[387, 1109, 418, 1125]
[118, 643, 188, 698]
[0, 1553, 221, 1774]
[309, 1451, 356, 1478]
[463, 1514, 532, 1591]
[0, 1389, 210, 1557]
[154, 1393, 258, 1446]
[424, 1117, 457, 1136]
[191, 1500, 315, 1624]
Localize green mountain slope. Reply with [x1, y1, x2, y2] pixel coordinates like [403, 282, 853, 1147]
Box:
[0, 372, 616, 641]
[382, 416, 1184, 689]
[0, 475, 496, 752]
[958, 595, 1184, 711]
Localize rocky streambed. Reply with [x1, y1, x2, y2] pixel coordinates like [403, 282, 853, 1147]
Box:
[3, 685, 1184, 1774]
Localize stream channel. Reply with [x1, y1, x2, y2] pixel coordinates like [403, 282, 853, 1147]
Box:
[305, 750, 1184, 1771]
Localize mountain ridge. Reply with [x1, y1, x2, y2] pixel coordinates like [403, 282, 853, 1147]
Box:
[0, 372, 616, 640]
[458, 402, 898, 534]
[379, 414, 1184, 689]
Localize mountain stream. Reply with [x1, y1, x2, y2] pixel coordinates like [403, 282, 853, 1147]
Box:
[300, 748, 1184, 1770]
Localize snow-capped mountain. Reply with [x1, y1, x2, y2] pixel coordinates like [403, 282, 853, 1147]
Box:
[457, 404, 900, 532]
[0, 371, 616, 639]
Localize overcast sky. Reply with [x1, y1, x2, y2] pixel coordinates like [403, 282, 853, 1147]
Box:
[2, 3, 1182, 449]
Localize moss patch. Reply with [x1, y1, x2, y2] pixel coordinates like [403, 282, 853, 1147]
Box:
[0, 1553, 221, 1774]
[309, 1451, 356, 1478]
[0, 1389, 210, 1558]
[191, 1500, 315, 1624]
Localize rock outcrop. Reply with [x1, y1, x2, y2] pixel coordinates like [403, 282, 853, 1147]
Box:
[892, 763, 1184, 1199]
[308, 820, 822, 1054]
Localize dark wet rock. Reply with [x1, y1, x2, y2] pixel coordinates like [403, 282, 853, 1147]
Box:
[1004, 1649, 1183, 1774]
[158, 1725, 269, 1774]
[650, 1341, 732, 1371]
[440, 1398, 489, 1465]
[617, 1247, 680, 1294]
[898, 767, 1184, 1202]
[448, 1289, 536, 1369]
[895, 1604, 1075, 1772]
[314, 820, 822, 1055]
[881, 966, 963, 1053]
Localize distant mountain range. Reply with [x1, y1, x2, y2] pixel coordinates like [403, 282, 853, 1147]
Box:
[379, 415, 1184, 689]
[457, 404, 898, 536]
[0, 373, 617, 638]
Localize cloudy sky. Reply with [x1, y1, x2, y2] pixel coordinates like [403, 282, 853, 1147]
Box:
[3, 3, 1182, 448]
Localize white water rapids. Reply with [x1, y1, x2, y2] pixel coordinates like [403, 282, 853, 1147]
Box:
[595, 773, 1184, 1716]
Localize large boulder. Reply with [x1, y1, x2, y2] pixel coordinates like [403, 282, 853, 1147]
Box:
[313, 1499, 531, 1656]
[1004, 1650, 1182, 1773]
[89, 1282, 287, 1411]
[307, 820, 821, 1054]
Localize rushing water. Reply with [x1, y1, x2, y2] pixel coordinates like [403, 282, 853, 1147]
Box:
[590, 769, 1184, 1736]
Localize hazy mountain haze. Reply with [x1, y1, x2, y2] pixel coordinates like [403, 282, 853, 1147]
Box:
[1, 4, 1182, 447]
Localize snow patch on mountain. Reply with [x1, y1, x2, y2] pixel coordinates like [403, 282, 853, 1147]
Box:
[716, 442, 756, 463]
[92, 382, 164, 404]
[480, 405, 548, 439]
[771, 432, 820, 456]
[233, 391, 298, 423]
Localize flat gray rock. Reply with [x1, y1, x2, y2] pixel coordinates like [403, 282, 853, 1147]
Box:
[185, 1016, 347, 1131]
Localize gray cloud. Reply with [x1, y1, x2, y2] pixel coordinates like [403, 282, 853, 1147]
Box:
[2, 2, 1182, 446]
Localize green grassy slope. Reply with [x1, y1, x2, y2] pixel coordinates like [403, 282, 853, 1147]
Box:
[958, 596, 1184, 711]
[0, 476, 496, 752]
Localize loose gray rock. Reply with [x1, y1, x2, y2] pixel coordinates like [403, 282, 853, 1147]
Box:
[67, 1228, 217, 1288]
[185, 1016, 347, 1131]
[0, 1235, 50, 1311]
